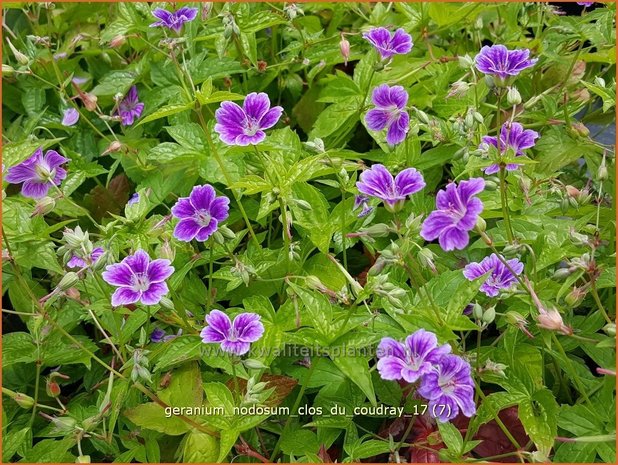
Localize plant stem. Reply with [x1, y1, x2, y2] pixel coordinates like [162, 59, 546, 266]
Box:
[270, 359, 318, 461]
[499, 165, 515, 243]
[589, 280, 612, 324]
[195, 106, 259, 246]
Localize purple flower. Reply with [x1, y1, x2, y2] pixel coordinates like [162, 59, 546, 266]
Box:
[420, 178, 485, 251]
[418, 354, 476, 422]
[463, 304, 474, 316]
[577, 2, 593, 6]
[67, 247, 104, 269]
[353, 195, 374, 218]
[151, 327, 182, 343]
[377, 329, 451, 383]
[463, 253, 524, 297]
[102, 249, 174, 307]
[365, 84, 410, 145]
[200, 310, 265, 356]
[214, 92, 283, 146]
[150, 6, 198, 33]
[116, 86, 144, 126]
[150, 328, 167, 343]
[171, 185, 230, 242]
[480, 122, 539, 175]
[356, 164, 425, 211]
[363, 27, 413, 61]
[61, 108, 79, 126]
[5, 147, 69, 199]
[475, 45, 537, 80]
[128, 193, 140, 205]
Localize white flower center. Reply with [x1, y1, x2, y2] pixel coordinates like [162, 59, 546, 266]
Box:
[194, 210, 212, 227]
[132, 273, 150, 292]
[244, 118, 261, 137]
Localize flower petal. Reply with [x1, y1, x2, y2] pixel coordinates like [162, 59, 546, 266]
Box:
[111, 287, 141, 307]
[140, 281, 169, 305]
[233, 313, 265, 343]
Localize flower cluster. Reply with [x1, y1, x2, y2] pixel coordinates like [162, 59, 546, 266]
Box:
[377, 329, 475, 422]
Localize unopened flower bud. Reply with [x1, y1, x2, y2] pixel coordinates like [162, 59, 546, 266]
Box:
[363, 223, 391, 237]
[109, 35, 126, 48]
[81, 92, 98, 112]
[31, 196, 56, 217]
[565, 286, 587, 307]
[472, 303, 484, 320]
[160, 239, 175, 262]
[569, 228, 589, 246]
[76, 455, 91, 463]
[57, 272, 79, 291]
[159, 296, 174, 311]
[447, 81, 470, 98]
[243, 359, 268, 370]
[537, 308, 572, 335]
[6, 38, 29, 65]
[597, 156, 608, 181]
[2, 64, 15, 76]
[594, 76, 606, 87]
[458, 54, 474, 69]
[484, 180, 498, 191]
[475, 216, 486, 233]
[292, 199, 312, 211]
[482, 306, 496, 324]
[506, 86, 521, 106]
[552, 268, 572, 280]
[570, 122, 589, 138]
[416, 110, 430, 124]
[51, 416, 77, 433]
[46, 379, 61, 398]
[418, 248, 437, 273]
[603, 323, 616, 337]
[3, 389, 36, 409]
[339, 34, 350, 66]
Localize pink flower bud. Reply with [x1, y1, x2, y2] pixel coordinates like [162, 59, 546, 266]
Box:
[537, 308, 572, 335]
[340, 34, 350, 66]
[109, 35, 126, 48]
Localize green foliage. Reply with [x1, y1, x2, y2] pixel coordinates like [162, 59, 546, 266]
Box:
[2, 1, 615, 463]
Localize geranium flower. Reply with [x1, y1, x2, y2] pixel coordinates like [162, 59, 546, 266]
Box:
[102, 249, 174, 306]
[475, 45, 537, 80]
[365, 84, 410, 145]
[127, 193, 140, 205]
[116, 86, 144, 126]
[363, 27, 413, 61]
[377, 329, 451, 383]
[150, 6, 198, 33]
[67, 247, 104, 269]
[420, 178, 485, 251]
[61, 108, 79, 126]
[463, 253, 524, 297]
[150, 327, 182, 343]
[171, 184, 230, 242]
[200, 310, 265, 356]
[480, 122, 539, 174]
[356, 164, 425, 211]
[418, 354, 476, 422]
[5, 147, 69, 199]
[214, 92, 283, 146]
[353, 195, 373, 218]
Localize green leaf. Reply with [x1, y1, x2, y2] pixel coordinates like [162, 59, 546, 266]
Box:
[437, 421, 464, 455]
[280, 428, 320, 456]
[137, 102, 195, 126]
[518, 388, 559, 456]
[181, 431, 220, 463]
[123, 403, 190, 436]
[331, 356, 377, 406]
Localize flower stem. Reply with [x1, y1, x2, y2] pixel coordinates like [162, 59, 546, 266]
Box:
[499, 166, 515, 243]
[270, 358, 318, 461]
[195, 106, 259, 247]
